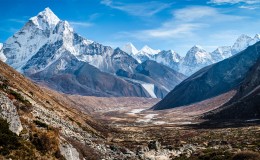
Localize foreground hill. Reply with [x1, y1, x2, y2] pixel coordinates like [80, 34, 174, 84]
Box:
[0, 59, 154, 159]
[153, 41, 260, 110]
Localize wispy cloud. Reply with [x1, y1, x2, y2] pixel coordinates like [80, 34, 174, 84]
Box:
[172, 6, 246, 22]
[118, 6, 246, 40]
[209, 0, 260, 4]
[100, 0, 171, 16]
[121, 23, 203, 40]
[88, 13, 102, 21]
[69, 21, 93, 27]
[8, 18, 26, 24]
[209, 0, 260, 9]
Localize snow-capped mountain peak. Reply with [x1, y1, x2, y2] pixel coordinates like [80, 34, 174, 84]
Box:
[254, 34, 260, 39]
[188, 45, 206, 54]
[121, 43, 139, 55]
[140, 45, 160, 55]
[210, 46, 232, 63]
[232, 34, 253, 54]
[183, 45, 212, 66]
[179, 45, 213, 76]
[250, 34, 260, 46]
[30, 7, 60, 30]
[193, 45, 203, 49]
[169, 50, 181, 62]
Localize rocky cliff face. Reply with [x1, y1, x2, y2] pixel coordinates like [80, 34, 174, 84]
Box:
[0, 93, 23, 135]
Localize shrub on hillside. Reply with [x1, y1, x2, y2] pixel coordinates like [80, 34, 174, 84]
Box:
[232, 151, 260, 160]
[0, 118, 20, 155]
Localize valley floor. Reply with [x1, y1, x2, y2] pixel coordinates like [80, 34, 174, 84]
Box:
[39, 86, 260, 159]
[82, 90, 260, 159]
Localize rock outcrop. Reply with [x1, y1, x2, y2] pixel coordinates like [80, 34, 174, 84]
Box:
[0, 93, 23, 135]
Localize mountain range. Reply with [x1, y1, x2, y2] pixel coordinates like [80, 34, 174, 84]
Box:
[122, 34, 260, 76]
[0, 8, 185, 98]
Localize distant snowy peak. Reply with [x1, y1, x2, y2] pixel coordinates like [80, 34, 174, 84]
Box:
[250, 34, 260, 46]
[211, 46, 232, 63]
[232, 34, 253, 54]
[183, 45, 212, 64]
[121, 43, 139, 55]
[0, 43, 3, 50]
[179, 45, 213, 76]
[156, 50, 181, 63]
[139, 45, 160, 55]
[30, 7, 60, 30]
[170, 50, 182, 62]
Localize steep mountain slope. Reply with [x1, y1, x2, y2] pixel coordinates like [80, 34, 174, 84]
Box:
[116, 60, 186, 98]
[30, 52, 149, 97]
[205, 57, 260, 120]
[0, 59, 111, 159]
[153, 41, 260, 110]
[135, 60, 186, 91]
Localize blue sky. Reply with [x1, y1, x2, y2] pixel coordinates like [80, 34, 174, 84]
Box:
[1, 0, 260, 55]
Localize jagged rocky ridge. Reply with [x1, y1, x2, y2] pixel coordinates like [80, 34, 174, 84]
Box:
[153, 41, 260, 110]
[1, 8, 185, 98]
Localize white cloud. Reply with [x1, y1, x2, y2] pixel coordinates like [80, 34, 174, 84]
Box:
[8, 19, 26, 24]
[172, 6, 246, 22]
[173, 6, 218, 21]
[136, 23, 203, 39]
[209, 0, 260, 10]
[239, 5, 259, 9]
[209, 0, 260, 4]
[69, 21, 93, 27]
[100, 0, 171, 16]
[119, 6, 246, 40]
